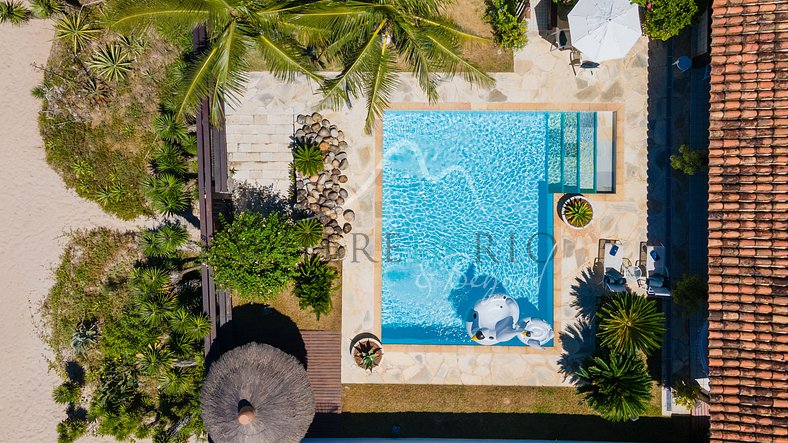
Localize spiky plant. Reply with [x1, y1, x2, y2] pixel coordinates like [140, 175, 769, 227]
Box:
[167, 307, 192, 335]
[564, 197, 593, 228]
[52, 382, 81, 405]
[143, 174, 191, 216]
[55, 10, 101, 52]
[70, 322, 98, 355]
[354, 339, 382, 371]
[118, 33, 146, 58]
[151, 144, 187, 176]
[293, 255, 338, 320]
[29, 0, 62, 19]
[108, 0, 323, 125]
[138, 294, 178, 326]
[294, 0, 494, 132]
[159, 367, 191, 394]
[153, 113, 190, 145]
[131, 266, 170, 296]
[597, 291, 665, 356]
[293, 218, 323, 248]
[138, 343, 174, 375]
[293, 143, 324, 177]
[0, 0, 31, 25]
[88, 43, 133, 82]
[142, 222, 189, 258]
[575, 352, 652, 422]
[183, 313, 211, 342]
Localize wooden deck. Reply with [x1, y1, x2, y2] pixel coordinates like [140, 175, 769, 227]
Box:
[302, 330, 342, 413]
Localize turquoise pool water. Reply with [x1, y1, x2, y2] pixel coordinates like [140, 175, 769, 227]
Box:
[381, 110, 556, 346]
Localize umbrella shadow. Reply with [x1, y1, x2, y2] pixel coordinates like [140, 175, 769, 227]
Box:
[207, 304, 307, 369]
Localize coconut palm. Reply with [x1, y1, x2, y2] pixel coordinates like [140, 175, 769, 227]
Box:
[575, 352, 652, 422]
[293, 0, 495, 132]
[88, 43, 134, 82]
[55, 10, 101, 52]
[0, 0, 31, 25]
[109, 0, 322, 125]
[597, 291, 665, 356]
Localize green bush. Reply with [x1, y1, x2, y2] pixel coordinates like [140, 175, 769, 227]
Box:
[673, 274, 708, 312]
[30, 0, 62, 19]
[294, 255, 339, 320]
[597, 292, 665, 356]
[0, 0, 31, 25]
[484, 0, 527, 50]
[140, 222, 189, 258]
[576, 352, 653, 422]
[638, 0, 700, 41]
[143, 173, 191, 216]
[670, 144, 708, 175]
[672, 378, 702, 409]
[207, 212, 302, 302]
[56, 417, 88, 443]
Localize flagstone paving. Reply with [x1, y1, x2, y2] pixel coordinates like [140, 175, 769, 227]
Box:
[225, 29, 650, 386]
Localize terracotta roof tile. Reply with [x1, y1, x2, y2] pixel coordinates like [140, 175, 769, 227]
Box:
[708, 1, 788, 442]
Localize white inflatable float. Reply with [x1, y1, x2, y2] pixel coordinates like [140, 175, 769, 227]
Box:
[465, 294, 554, 349]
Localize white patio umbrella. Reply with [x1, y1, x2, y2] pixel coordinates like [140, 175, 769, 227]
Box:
[568, 0, 641, 62]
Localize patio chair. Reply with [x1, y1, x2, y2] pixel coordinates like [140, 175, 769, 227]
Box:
[598, 240, 626, 292]
[638, 242, 671, 297]
[550, 28, 572, 51]
[570, 50, 600, 75]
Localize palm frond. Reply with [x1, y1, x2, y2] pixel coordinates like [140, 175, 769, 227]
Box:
[208, 20, 251, 125]
[424, 31, 495, 88]
[362, 38, 398, 133]
[108, 0, 217, 33]
[253, 32, 322, 83]
[417, 15, 490, 43]
[173, 44, 221, 123]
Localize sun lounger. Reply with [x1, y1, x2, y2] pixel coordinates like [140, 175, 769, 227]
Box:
[640, 242, 671, 297]
[601, 240, 627, 292]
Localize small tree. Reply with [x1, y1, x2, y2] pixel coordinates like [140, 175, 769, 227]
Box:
[673, 274, 708, 312]
[637, 0, 700, 41]
[597, 291, 665, 356]
[484, 0, 528, 49]
[576, 352, 653, 422]
[207, 212, 301, 302]
[670, 145, 708, 175]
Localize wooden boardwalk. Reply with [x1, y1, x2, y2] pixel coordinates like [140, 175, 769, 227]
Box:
[302, 331, 342, 413]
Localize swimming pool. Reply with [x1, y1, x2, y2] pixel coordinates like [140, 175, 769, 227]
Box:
[381, 110, 557, 347]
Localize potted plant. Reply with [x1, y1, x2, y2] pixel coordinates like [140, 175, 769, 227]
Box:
[350, 334, 383, 372]
[560, 194, 594, 229]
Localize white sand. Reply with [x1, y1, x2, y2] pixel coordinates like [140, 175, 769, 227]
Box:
[0, 20, 143, 441]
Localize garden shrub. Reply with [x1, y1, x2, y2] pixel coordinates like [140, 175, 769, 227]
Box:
[637, 0, 700, 41]
[56, 417, 88, 443]
[207, 212, 302, 302]
[673, 274, 708, 312]
[294, 255, 339, 320]
[52, 382, 81, 405]
[670, 144, 708, 175]
[484, 0, 527, 50]
[576, 351, 653, 422]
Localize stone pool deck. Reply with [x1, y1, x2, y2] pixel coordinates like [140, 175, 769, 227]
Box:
[225, 30, 649, 386]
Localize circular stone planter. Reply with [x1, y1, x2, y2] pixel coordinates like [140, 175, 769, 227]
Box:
[349, 333, 383, 372]
[559, 194, 594, 230]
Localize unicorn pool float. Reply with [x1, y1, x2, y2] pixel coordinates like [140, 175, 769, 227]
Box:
[465, 294, 554, 349]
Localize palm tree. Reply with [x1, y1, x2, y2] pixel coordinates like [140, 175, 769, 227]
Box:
[0, 0, 31, 25]
[109, 0, 322, 125]
[575, 352, 652, 422]
[597, 291, 665, 356]
[292, 0, 495, 132]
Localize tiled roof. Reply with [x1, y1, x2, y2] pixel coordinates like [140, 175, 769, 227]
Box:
[707, 0, 788, 442]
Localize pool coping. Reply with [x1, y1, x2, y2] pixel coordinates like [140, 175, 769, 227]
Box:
[372, 102, 625, 356]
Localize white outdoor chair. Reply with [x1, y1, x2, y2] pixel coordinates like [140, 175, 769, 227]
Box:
[639, 242, 671, 297]
[600, 240, 627, 293]
[550, 28, 572, 51]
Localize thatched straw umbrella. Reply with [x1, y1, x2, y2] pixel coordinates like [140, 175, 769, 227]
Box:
[201, 342, 315, 442]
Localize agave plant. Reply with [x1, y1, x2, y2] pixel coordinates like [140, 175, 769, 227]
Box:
[88, 44, 133, 82]
[563, 197, 593, 228]
[293, 218, 323, 248]
[117, 34, 146, 59]
[293, 143, 324, 177]
[70, 322, 98, 355]
[354, 339, 382, 371]
[293, 254, 338, 320]
[153, 113, 190, 145]
[294, 0, 494, 132]
[143, 174, 191, 216]
[55, 10, 101, 53]
[0, 0, 31, 25]
[152, 144, 187, 176]
[575, 352, 652, 422]
[29, 0, 62, 19]
[597, 291, 665, 356]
